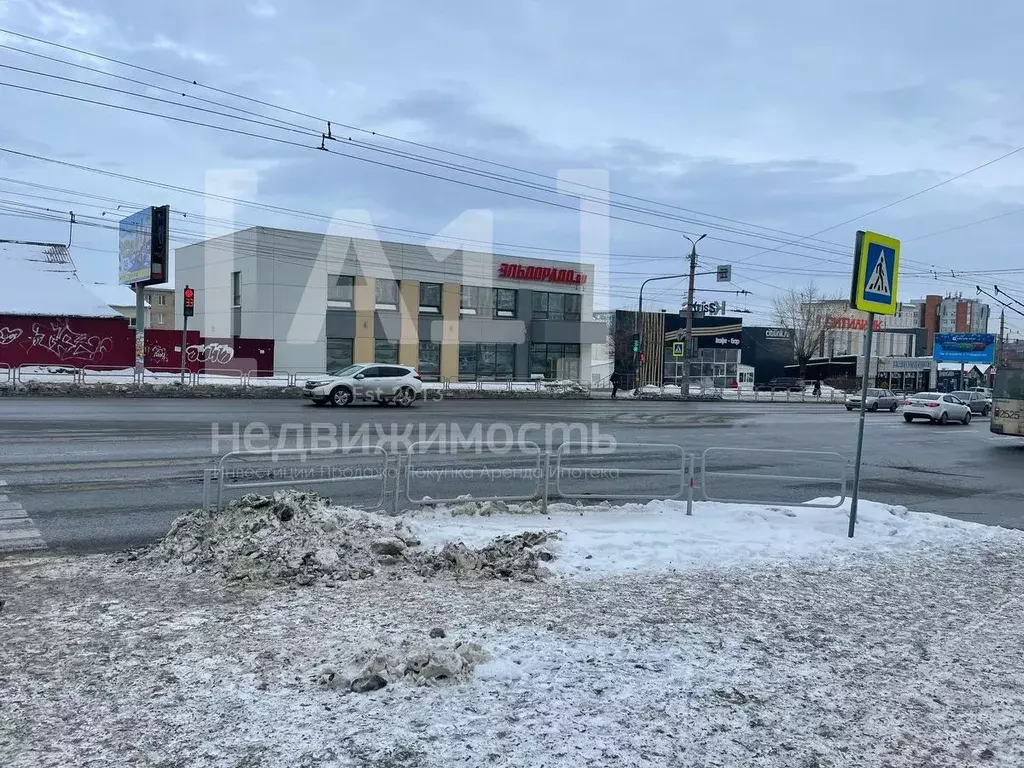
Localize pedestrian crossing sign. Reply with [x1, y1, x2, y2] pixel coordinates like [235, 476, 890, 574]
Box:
[672, 341, 686, 357]
[850, 230, 900, 315]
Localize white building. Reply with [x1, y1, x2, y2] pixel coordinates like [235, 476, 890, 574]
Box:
[814, 300, 922, 358]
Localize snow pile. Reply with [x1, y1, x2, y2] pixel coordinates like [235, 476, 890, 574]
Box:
[542, 379, 587, 394]
[146, 490, 560, 585]
[318, 638, 492, 693]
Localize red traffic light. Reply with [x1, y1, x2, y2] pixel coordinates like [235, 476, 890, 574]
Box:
[183, 287, 195, 308]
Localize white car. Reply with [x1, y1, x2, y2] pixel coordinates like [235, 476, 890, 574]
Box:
[902, 392, 973, 425]
[303, 363, 423, 407]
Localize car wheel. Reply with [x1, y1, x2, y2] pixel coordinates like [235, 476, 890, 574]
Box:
[394, 386, 415, 407]
[904, 414, 914, 422]
[869, 402, 878, 412]
[846, 405, 853, 411]
[330, 386, 352, 407]
[938, 411, 948, 425]
[963, 411, 972, 425]
[983, 406, 991, 416]
[889, 403, 897, 412]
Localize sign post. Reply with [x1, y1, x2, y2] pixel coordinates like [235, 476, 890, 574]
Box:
[848, 230, 901, 538]
[119, 205, 169, 379]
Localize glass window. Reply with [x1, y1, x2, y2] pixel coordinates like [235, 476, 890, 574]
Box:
[458, 343, 478, 377]
[547, 293, 565, 320]
[478, 343, 497, 378]
[374, 339, 398, 364]
[565, 293, 582, 321]
[495, 343, 515, 377]
[380, 366, 411, 378]
[532, 292, 547, 319]
[420, 282, 442, 313]
[460, 286, 478, 315]
[328, 274, 354, 305]
[326, 338, 353, 371]
[529, 343, 580, 378]
[231, 271, 241, 306]
[495, 288, 517, 318]
[994, 369, 1024, 399]
[418, 341, 440, 379]
[375, 279, 399, 309]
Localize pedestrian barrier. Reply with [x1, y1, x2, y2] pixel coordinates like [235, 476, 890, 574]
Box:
[700, 447, 849, 508]
[211, 445, 391, 511]
[403, 440, 545, 507]
[552, 441, 691, 507]
[0, 363, 10, 384]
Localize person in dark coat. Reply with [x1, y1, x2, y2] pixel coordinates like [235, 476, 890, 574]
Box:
[610, 370, 621, 398]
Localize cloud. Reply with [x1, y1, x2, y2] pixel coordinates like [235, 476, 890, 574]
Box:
[30, 0, 107, 40]
[148, 34, 221, 66]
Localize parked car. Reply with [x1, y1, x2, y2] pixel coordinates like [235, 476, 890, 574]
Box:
[966, 386, 993, 398]
[845, 388, 899, 412]
[950, 390, 992, 416]
[902, 392, 973, 424]
[303, 363, 423, 407]
[754, 377, 805, 392]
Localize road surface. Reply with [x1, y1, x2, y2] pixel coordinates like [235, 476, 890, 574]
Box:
[1, 397, 1021, 556]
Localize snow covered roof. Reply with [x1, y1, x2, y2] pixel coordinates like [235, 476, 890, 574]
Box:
[86, 283, 149, 310]
[0, 240, 121, 319]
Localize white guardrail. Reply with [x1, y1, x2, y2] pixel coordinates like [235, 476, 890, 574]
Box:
[201, 443, 850, 515]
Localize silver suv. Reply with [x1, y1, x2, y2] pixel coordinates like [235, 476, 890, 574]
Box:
[303, 364, 423, 407]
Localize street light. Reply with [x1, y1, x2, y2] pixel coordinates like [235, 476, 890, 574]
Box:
[682, 234, 707, 394]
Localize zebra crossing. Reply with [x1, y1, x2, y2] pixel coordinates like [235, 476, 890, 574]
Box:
[0, 481, 47, 554]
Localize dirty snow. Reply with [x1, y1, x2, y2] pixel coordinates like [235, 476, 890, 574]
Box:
[3, 497, 1024, 767]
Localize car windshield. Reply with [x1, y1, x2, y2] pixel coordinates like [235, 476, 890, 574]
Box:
[866, 389, 884, 396]
[328, 365, 364, 377]
[911, 393, 940, 400]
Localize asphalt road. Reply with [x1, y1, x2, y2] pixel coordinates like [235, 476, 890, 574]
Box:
[1, 397, 1022, 556]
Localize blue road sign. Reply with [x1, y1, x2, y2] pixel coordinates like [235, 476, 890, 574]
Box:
[850, 231, 900, 315]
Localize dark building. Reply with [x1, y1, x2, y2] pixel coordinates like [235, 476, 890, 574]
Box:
[741, 326, 796, 384]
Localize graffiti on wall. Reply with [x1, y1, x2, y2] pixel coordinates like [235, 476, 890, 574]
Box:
[185, 343, 234, 365]
[0, 327, 25, 346]
[27, 320, 115, 362]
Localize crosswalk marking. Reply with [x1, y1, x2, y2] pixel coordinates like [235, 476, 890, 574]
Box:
[0, 482, 46, 554]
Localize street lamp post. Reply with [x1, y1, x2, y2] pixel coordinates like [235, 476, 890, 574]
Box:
[634, 273, 690, 391]
[682, 234, 707, 394]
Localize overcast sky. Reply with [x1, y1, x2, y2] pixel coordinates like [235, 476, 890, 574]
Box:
[1, 0, 1023, 331]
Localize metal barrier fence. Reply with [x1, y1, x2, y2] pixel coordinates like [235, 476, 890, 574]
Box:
[201, 443, 852, 514]
[700, 447, 849, 508]
[211, 445, 392, 511]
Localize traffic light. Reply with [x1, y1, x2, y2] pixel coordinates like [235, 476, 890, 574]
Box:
[632, 333, 640, 353]
[183, 285, 195, 318]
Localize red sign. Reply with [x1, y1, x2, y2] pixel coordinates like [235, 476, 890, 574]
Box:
[498, 263, 587, 286]
[827, 316, 883, 331]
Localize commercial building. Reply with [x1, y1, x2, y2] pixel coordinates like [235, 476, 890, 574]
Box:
[812, 300, 925, 358]
[915, 294, 990, 355]
[175, 227, 606, 380]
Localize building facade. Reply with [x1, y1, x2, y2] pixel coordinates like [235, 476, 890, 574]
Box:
[916, 295, 990, 354]
[175, 227, 606, 380]
[815, 300, 923, 358]
[144, 287, 176, 330]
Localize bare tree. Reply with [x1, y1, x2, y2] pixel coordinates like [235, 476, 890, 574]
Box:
[772, 282, 842, 377]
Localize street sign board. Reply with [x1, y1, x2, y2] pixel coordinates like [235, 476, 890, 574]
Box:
[850, 230, 900, 315]
[672, 341, 686, 357]
[716, 265, 731, 282]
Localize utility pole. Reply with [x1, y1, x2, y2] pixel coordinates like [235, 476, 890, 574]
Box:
[682, 233, 707, 394]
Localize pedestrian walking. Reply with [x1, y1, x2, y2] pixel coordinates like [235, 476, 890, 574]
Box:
[813, 379, 822, 398]
[610, 370, 621, 399]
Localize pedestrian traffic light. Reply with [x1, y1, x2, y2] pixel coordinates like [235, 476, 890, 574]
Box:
[632, 333, 640, 353]
[639, 352, 646, 363]
[183, 286, 195, 318]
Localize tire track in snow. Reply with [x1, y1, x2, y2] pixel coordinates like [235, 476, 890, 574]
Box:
[0, 480, 47, 554]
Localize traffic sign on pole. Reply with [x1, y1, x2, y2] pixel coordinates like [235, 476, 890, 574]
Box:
[850, 230, 900, 316]
[672, 341, 686, 358]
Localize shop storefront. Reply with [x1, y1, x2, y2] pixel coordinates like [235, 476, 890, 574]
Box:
[875, 357, 935, 392]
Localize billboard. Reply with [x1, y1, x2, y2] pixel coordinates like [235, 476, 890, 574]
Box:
[932, 333, 995, 364]
[119, 205, 169, 285]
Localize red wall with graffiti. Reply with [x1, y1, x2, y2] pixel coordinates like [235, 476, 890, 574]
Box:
[0, 315, 275, 375]
[0, 315, 134, 368]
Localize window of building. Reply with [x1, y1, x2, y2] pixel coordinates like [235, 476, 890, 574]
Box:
[460, 286, 479, 315]
[418, 341, 440, 379]
[149, 293, 166, 306]
[494, 288, 516, 318]
[458, 342, 515, 380]
[153, 312, 166, 325]
[529, 343, 580, 379]
[231, 271, 241, 307]
[532, 291, 581, 320]
[374, 339, 399, 364]
[328, 274, 354, 306]
[420, 282, 442, 313]
[128, 317, 136, 328]
[326, 338, 354, 372]
[375, 279, 399, 310]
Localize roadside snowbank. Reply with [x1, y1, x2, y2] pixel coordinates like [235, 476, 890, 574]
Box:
[3, 497, 1023, 767]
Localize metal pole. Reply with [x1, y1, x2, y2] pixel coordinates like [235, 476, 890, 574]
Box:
[180, 313, 189, 385]
[959, 362, 965, 390]
[634, 282, 645, 392]
[682, 234, 706, 396]
[848, 312, 875, 538]
[134, 285, 146, 379]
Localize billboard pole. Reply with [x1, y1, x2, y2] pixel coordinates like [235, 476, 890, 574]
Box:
[134, 287, 146, 380]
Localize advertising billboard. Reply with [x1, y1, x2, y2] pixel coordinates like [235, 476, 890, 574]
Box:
[119, 205, 169, 286]
[932, 333, 996, 364]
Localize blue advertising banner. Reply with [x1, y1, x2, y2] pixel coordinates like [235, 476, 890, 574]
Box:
[933, 333, 996, 364]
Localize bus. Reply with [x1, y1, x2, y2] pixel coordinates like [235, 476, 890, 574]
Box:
[991, 344, 1024, 437]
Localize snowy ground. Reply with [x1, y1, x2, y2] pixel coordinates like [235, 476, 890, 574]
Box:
[3, 498, 1023, 767]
